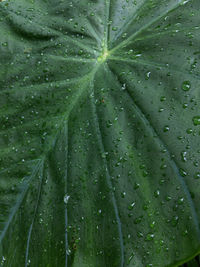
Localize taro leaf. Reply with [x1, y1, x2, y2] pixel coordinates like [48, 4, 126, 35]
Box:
[0, 0, 200, 266]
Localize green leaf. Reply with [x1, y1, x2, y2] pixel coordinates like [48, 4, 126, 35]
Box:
[0, 0, 200, 266]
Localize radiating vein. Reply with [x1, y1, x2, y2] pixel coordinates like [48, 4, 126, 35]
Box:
[49, 55, 95, 63]
[2, 5, 98, 55]
[110, 66, 200, 236]
[0, 159, 43, 243]
[25, 160, 44, 267]
[63, 124, 69, 267]
[133, 26, 200, 42]
[109, 56, 200, 81]
[4, 7, 59, 38]
[90, 68, 125, 267]
[110, 0, 189, 54]
[105, 0, 111, 46]
[112, 0, 147, 43]
[86, 22, 102, 44]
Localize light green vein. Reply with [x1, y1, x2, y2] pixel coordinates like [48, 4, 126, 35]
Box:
[49, 55, 95, 63]
[0, 159, 43, 243]
[110, 66, 200, 238]
[90, 74, 125, 267]
[110, 0, 189, 54]
[25, 161, 44, 267]
[108, 56, 200, 81]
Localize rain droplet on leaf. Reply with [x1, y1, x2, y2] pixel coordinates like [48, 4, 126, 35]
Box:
[64, 194, 70, 204]
[182, 80, 191, 91]
[192, 116, 200, 126]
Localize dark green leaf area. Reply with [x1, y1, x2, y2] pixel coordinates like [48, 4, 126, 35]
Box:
[0, 0, 200, 266]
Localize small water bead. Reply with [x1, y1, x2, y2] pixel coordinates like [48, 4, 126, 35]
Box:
[2, 42, 8, 46]
[182, 229, 188, 236]
[145, 72, 151, 80]
[163, 126, 170, 132]
[182, 81, 191, 91]
[186, 128, 193, 134]
[112, 26, 118, 31]
[154, 190, 160, 198]
[182, 103, 188, 109]
[1, 256, 6, 265]
[137, 232, 143, 238]
[160, 163, 167, 169]
[159, 179, 165, 185]
[171, 216, 179, 227]
[134, 183, 140, 189]
[192, 116, 200, 126]
[193, 161, 199, 167]
[179, 168, 187, 177]
[134, 216, 143, 224]
[128, 253, 134, 263]
[64, 194, 70, 204]
[146, 233, 154, 241]
[128, 202, 135, 210]
[160, 96, 166, 102]
[143, 203, 149, 211]
[101, 152, 108, 159]
[150, 221, 155, 228]
[66, 248, 71, 255]
[127, 49, 133, 55]
[181, 151, 187, 162]
[178, 197, 184, 205]
[121, 83, 126, 90]
[194, 172, 200, 179]
[121, 192, 126, 198]
[142, 170, 149, 177]
[166, 195, 172, 201]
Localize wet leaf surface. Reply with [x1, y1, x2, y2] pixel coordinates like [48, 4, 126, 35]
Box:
[0, 0, 200, 266]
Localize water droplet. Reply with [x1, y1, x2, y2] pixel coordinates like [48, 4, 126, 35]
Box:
[146, 233, 154, 241]
[128, 253, 134, 263]
[64, 194, 70, 204]
[121, 192, 126, 198]
[182, 229, 188, 236]
[134, 216, 143, 224]
[66, 248, 71, 255]
[121, 83, 126, 90]
[1, 256, 6, 265]
[192, 116, 200, 126]
[160, 96, 166, 102]
[163, 126, 170, 132]
[171, 216, 179, 227]
[182, 81, 191, 91]
[101, 152, 108, 159]
[112, 26, 118, 31]
[186, 128, 193, 134]
[182, 103, 188, 109]
[150, 221, 155, 228]
[181, 151, 187, 162]
[154, 190, 160, 198]
[137, 232, 143, 237]
[179, 168, 187, 177]
[128, 202, 135, 210]
[194, 172, 200, 179]
[178, 197, 184, 205]
[134, 183, 140, 189]
[145, 71, 151, 80]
